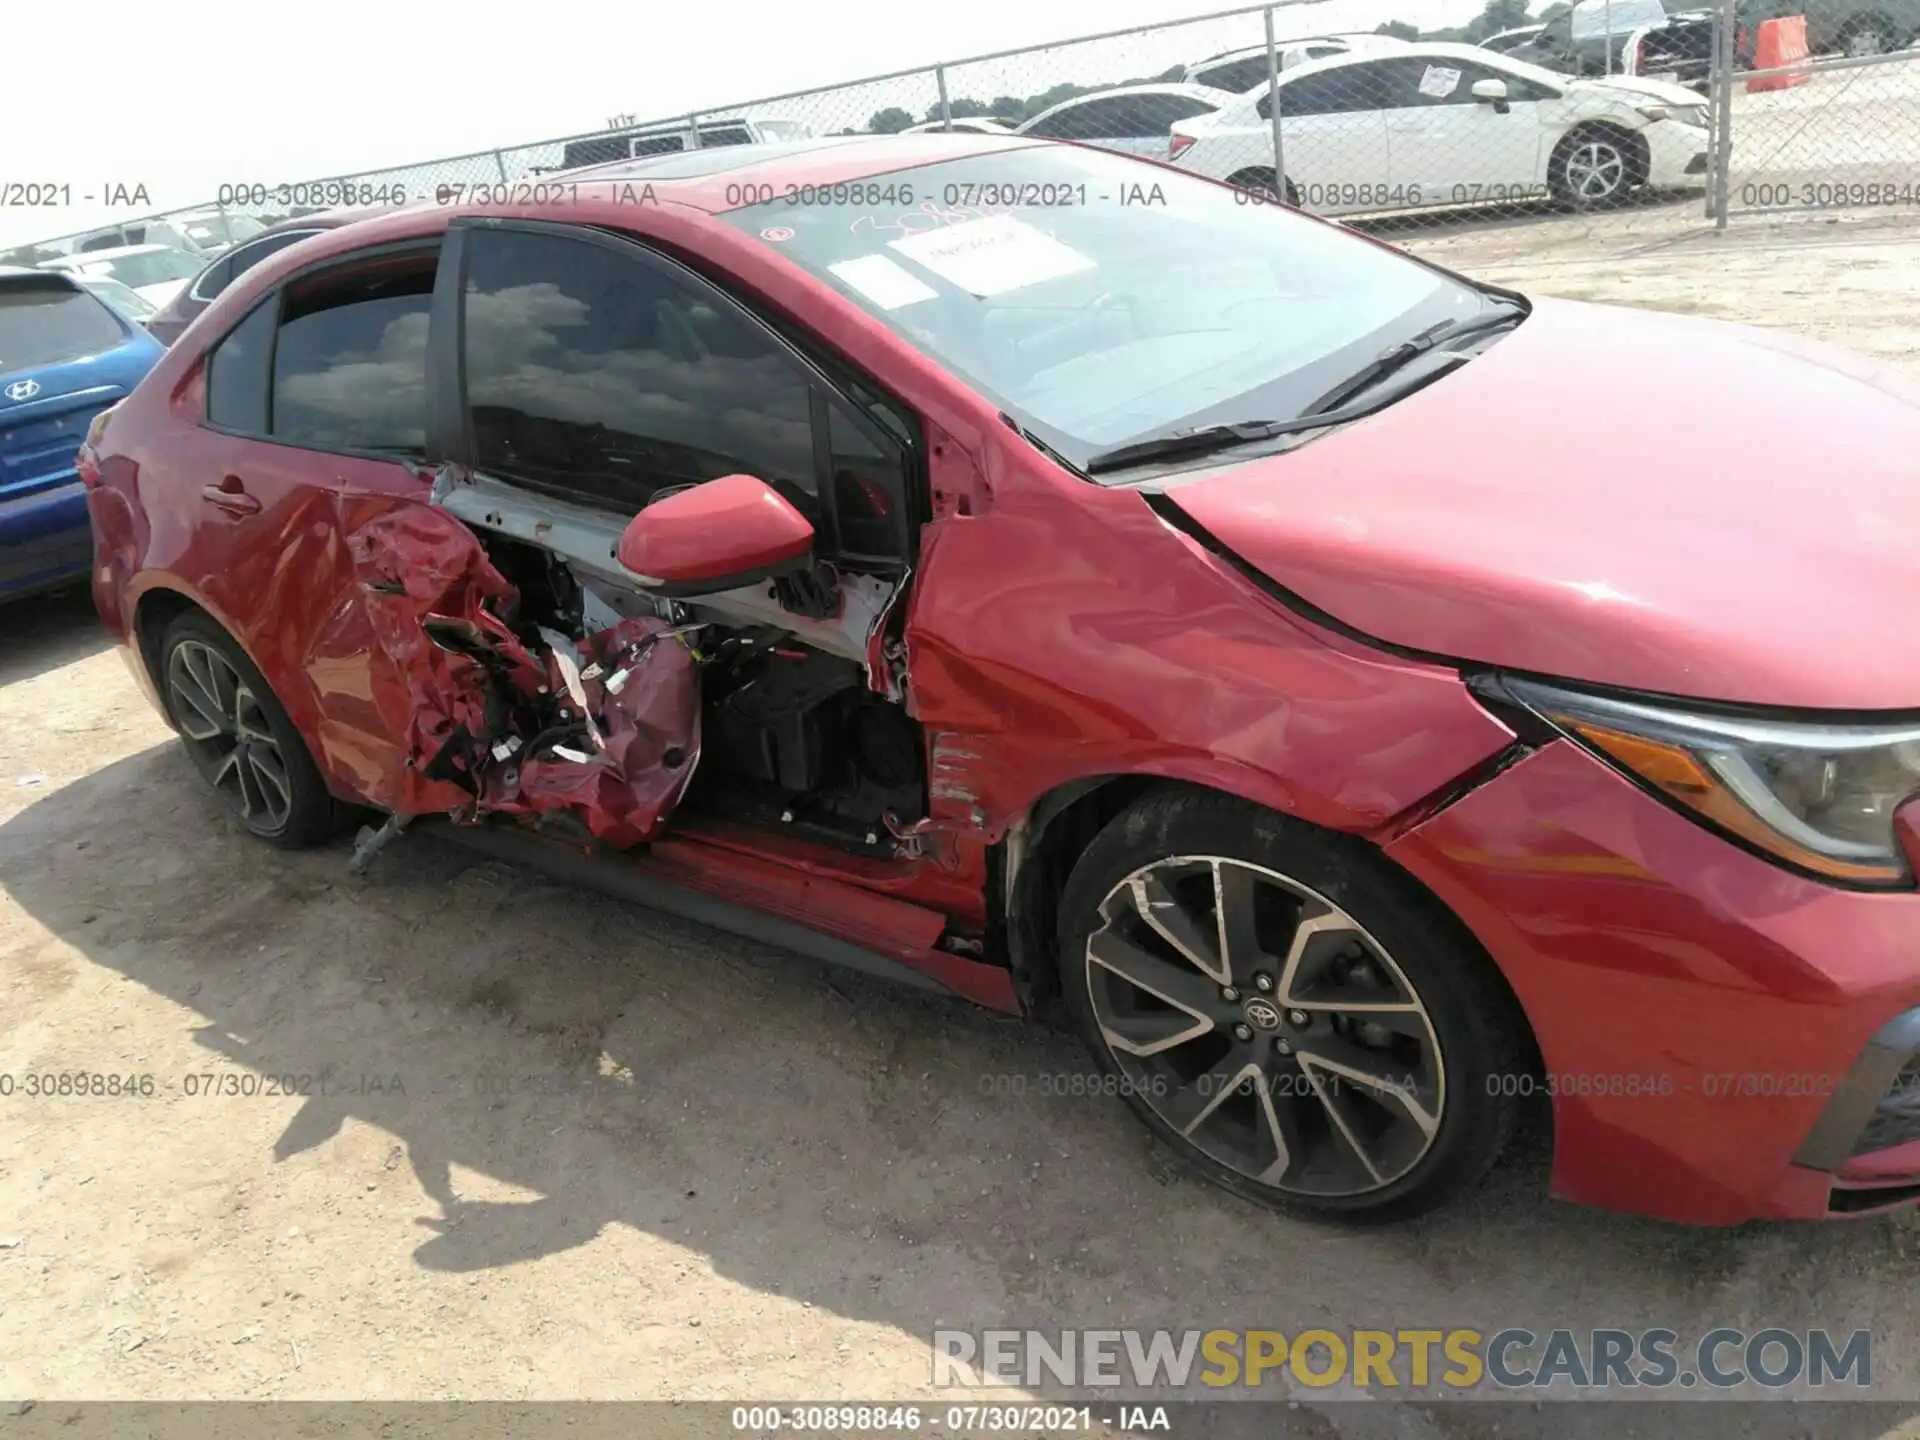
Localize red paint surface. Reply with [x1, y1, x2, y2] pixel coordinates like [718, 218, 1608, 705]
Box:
[1386, 740, 1920, 1224]
[86, 142, 1920, 1222]
[616, 472, 816, 584]
[1167, 299, 1920, 707]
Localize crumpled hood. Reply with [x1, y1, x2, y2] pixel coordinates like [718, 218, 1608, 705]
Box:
[1160, 297, 1920, 709]
[1578, 74, 1706, 106]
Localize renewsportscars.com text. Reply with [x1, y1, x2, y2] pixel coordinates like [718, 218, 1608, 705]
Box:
[932, 1327, 1872, 1393]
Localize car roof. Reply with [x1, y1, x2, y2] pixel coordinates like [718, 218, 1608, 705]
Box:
[1273, 38, 1529, 80]
[557, 133, 918, 182]
[1193, 33, 1406, 65]
[42, 243, 177, 265]
[0, 265, 76, 283]
[1017, 83, 1236, 128]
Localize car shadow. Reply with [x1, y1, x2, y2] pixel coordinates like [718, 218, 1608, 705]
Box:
[0, 586, 110, 686]
[4, 744, 1920, 1428]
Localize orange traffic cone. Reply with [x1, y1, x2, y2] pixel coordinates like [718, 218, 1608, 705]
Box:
[1748, 14, 1812, 92]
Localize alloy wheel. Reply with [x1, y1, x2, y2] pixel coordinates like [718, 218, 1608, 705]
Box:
[166, 638, 294, 832]
[1083, 855, 1445, 1198]
[1564, 140, 1627, 203]
[1845, 27, 1888, 56]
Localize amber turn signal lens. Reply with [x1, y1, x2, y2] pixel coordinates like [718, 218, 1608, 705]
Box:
[1563, 719, 1904, 885]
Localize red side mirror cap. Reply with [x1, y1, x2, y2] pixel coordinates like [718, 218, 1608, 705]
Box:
[616, 473, 816, 595]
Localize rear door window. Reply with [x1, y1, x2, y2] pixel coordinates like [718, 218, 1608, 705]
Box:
[0, 277, 127, 372]
[202, 247, 437, 456]
[1195, 56, 1269, 91]
[271, 255, 435, 455]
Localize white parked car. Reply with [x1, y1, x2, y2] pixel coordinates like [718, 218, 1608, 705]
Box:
[559, 114, 816, 171]
[39, 244, 206, 308]
[1183, 33, 1413, 92]
[904, 116, 1016, 134]
[1169, 43, 1711, 214]
[73, 273, 160, 325]
[1014, 83, 1239, 157]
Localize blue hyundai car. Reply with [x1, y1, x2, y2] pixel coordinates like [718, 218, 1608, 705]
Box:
[1, 266, 164, 601]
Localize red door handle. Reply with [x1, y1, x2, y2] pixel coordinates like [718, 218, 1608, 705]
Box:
[201, 475, 261, 516]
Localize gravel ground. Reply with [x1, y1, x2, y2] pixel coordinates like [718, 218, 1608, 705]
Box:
[4, 203, 1920, 1439]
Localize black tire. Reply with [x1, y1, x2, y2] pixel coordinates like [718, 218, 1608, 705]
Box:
[1226, 167, 1300, 208]
[1548, 126, 1645, 210]
[1056, 788, 1529, 1223]
[1837, 15, 1895, 55]
[157, 610, 345, 848]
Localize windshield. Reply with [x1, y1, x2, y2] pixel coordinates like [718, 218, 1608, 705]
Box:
[0, 278, 126, 374]
[79, 277, 158, 319]
[85, 250, 202, 288]
[716, 144, 1487, 474]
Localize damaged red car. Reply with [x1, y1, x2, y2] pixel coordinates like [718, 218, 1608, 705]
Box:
[83, 135, 1920, 1225]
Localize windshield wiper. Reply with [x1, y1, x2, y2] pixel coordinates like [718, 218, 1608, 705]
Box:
[1082, 301, 1527, 477]
[1082, 350, 1469, 476]
[1301, 299, 1529, 418]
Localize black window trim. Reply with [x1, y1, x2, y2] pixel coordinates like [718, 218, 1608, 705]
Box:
[441, 215, 921, 569]
[197, 235, 443, 469]
[188, 228, 327, 303]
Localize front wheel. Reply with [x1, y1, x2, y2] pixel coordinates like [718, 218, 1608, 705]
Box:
[159, 611, 344, 847]
[1549, 128, 1641, 209]
[1057, 790, 1529, 1222]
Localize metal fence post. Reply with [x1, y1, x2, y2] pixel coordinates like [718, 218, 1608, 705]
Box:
[1262, 6, 1287, 201]
[687, 114, 702, 150]
[936, 64, 954, 132]
[493, 150, 510, 182]
[1605, 0, 1615, 75]
[1710, 0, 1737, 229]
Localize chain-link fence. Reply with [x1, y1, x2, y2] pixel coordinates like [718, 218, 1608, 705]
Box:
[8, 0, 1920, 271]
[1712, 0, 1920, 222]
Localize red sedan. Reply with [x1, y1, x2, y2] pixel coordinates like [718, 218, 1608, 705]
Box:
[80, 135, 1920, 1224]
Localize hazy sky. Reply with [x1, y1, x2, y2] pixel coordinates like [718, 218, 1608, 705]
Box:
[1, 0, 1486, 249]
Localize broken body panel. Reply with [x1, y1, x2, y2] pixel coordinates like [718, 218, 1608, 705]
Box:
[346, 463, 910, 856]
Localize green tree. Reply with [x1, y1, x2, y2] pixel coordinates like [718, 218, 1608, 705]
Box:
[866, 106, 916, 134]
[921, 97, 993, 123]
[1376, 19, 1420, 40]
[1482, 0, 1533, 31]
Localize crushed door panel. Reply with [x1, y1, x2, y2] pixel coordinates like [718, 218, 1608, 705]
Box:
[344, 502, 699, 846]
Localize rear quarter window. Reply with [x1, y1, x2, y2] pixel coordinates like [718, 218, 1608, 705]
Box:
[0, 278, 127, 372]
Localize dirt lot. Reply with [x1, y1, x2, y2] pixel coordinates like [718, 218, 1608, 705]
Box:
[6, 204, 1920, 1439]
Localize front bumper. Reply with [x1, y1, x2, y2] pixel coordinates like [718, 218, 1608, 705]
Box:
[1645, 120, 1712, 189]
[0, 478, 91, 600]
[1385, 738, 1920, 1224]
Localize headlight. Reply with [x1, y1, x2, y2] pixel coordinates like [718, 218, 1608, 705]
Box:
[1500, 677, 1920, 886]
[1635, 103, 1706, 126]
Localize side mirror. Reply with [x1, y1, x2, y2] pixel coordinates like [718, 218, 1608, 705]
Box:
[615, 473, 816, 596]
[1472, 78, 1512, 106]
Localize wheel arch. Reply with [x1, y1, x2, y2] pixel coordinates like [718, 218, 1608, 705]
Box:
[133, 584, 208, 712]
[1000, 770, 1547, 1093]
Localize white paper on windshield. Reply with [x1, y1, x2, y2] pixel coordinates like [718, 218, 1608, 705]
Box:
[888, 214, 1093, 297]
[1419, 65, 1463, 99]
[828, 254, 939, 310]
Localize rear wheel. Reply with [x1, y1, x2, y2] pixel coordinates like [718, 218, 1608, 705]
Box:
[1057, 789, 1528, 1222]
[159, 611, 343, 847]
